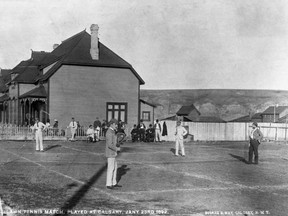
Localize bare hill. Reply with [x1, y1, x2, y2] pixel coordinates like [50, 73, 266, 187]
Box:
[140, 89, 288, 121]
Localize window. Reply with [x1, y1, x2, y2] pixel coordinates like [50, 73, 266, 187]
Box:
[142, 111, 150, 121]
[107, 102, 128, 122]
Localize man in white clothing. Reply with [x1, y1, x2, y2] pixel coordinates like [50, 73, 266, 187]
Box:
[33, 118, 46, 152]
[86, 125, 95, 142]
[68, 117, 77, 141]
[175, 120, 188, 157]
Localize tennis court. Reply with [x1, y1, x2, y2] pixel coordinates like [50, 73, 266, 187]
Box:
[0, 140, 287, 215]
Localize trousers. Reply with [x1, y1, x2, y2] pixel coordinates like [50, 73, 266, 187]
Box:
[155, 129, 161, 141]
[106, 158, 118, 186]
[249, 139, 259, 163]
[35, 131, 43, 151]
[175, 138, 185, 156]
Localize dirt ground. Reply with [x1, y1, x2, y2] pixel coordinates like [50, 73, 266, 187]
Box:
[0, 139, 287, 216]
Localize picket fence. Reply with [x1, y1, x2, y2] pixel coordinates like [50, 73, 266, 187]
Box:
[161, 121, 288, 142]
[0, 122, 287, 141]
[0, 125, 104, 141]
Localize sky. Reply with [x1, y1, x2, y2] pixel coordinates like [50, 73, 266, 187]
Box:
[1, 0, 288, 90]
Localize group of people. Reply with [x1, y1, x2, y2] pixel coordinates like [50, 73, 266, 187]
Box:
[29, 116, 263, 191]
[130, 119, 164, 142]
[105, 120, 264, 190]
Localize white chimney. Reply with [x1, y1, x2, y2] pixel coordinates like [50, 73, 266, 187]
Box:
[53, 44, 59, 50]
[90, 24, 99, 60]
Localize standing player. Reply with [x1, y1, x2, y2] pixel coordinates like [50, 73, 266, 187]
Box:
[175, 120, 188, 157]
[154, 119, 162, 142]
[248, 122, 263, 164]
[105, 119, 122, 189]
[68, 117, 77, 141]
[33, 118, 46, 152]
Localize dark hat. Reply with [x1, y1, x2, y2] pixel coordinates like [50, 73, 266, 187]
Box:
[252, 122, 258, 127]
[109, 118, 118, 125]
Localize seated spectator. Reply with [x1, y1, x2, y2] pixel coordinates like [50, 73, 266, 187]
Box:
[146, 124, 155, 142]
[137, 119, 146, 142]
[86, 125, 95, 142]
[131, 124, 139, 142]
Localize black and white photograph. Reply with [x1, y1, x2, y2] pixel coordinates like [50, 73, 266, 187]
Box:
[0, 0, 288, 215]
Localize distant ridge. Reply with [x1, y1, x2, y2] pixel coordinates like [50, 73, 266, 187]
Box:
[140, 89, 288, 121]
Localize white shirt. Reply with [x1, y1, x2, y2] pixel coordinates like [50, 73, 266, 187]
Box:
[87, 128, 95, 135]
[250, 127, 257, 139]
[69, 121, 78, 129]
[175, 125, 188, 140]
[33, 122, 46, 133]
[155, 123, 160, 130]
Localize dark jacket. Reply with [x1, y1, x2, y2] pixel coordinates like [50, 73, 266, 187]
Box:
[105, 127, 118, 158]
[249, 128, 263, 143]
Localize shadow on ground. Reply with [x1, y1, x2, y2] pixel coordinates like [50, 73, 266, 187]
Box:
[44, 144, 61, 152]
[116, 165, 130, 183]
[170, 148, 176, 154]
[54, 163, 107, 216]
[229, 153, 249, 164]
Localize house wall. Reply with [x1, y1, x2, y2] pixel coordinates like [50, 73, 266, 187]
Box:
[262, 114, 279, 123]
[19, 84, 37, 96]
[140, 102, 154, 126]
[49, 65, 140, 128]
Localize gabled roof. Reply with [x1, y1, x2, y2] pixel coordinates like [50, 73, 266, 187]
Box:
[176, 104, 201, 116]
[9, 28, 145, 85]
[19, 85, 47, 99]
[261, 106, 288, 115]
[160, 115, 191, 121]
[12, 66, 40, 83]
[140, 99, 157, 108]
[39, 30, 144, 84]
[9, 51, 54, 84]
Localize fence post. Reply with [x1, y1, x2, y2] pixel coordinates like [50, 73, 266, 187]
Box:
[275, 126, 278, 141]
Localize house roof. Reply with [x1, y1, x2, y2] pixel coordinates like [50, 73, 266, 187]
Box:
[19, 85, 47, 99]
[8, 29, 145, 85]
[140, 99, 157, 108]
[39, 30, 145, 84]
[261, 106, 288, 115]
[0, 94, 9, 102]
[229, 115, 251, 122]
[176, 104, 201, 116]
[186, 116, 226, 123]
[229, 113, 262, 122]
[278, 115, 288, 123]
[0, 69, 12, 92]
[160, 115, 191, 121]
[9, 51, 55, 84]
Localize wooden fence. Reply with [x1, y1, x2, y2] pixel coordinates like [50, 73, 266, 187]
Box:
[0, 122, 287, 142]
[161, 121, 288, 142]
[0, 125, 105, 141]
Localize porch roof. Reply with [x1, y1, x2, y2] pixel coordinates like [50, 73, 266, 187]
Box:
[19, 85, 47, 99]
[0, 94, 9, 102]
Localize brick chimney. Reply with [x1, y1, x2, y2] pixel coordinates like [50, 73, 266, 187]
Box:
[90, 24, 99, 60]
